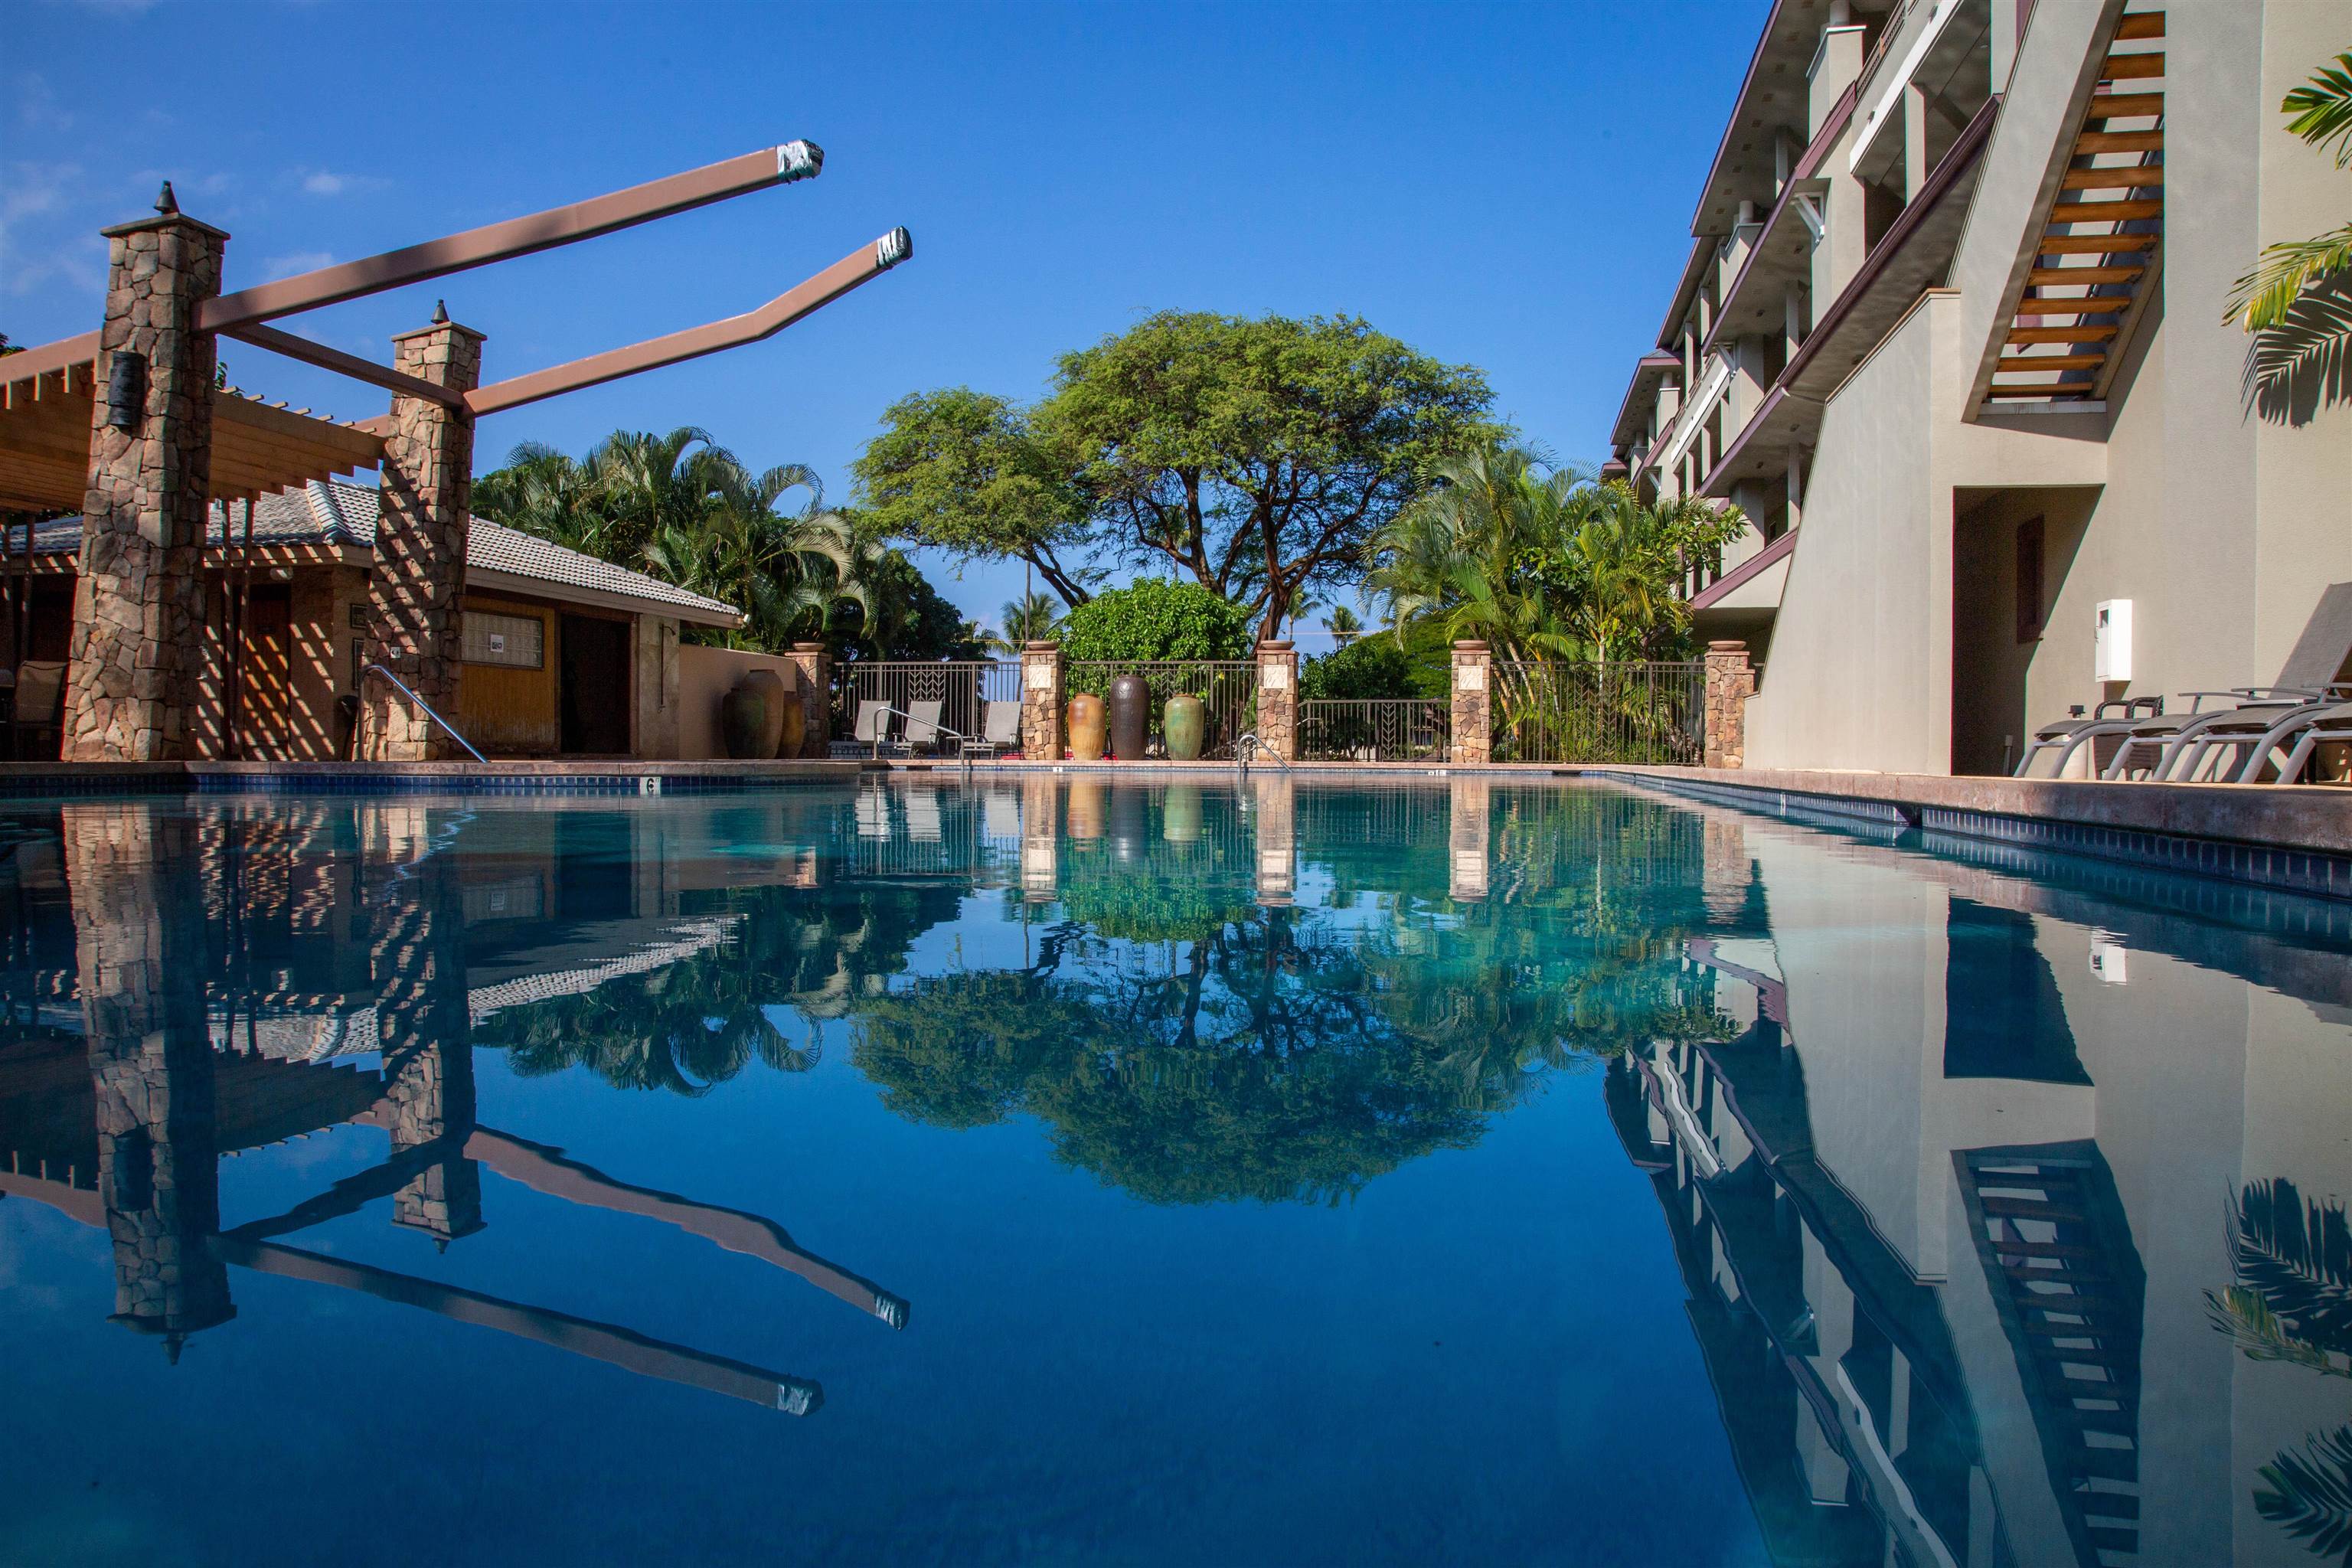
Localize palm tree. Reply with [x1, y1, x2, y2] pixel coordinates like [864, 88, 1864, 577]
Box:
[2227, 51, 2352, 413]
[1325, 604, 1364, 645]
[644, 464, 863, 652]
[998, 590, 1062, 648]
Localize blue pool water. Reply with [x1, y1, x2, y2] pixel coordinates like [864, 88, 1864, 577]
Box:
[1, 778, 2346, 1567]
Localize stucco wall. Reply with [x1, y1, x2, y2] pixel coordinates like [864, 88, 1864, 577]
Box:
[675, 643, 807, 760]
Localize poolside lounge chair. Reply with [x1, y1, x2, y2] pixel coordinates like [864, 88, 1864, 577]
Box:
[2272, 701, 2352, 785]
[2013, 694, 2164, 778]
[831, 701, 900, 760]
[5, 661, 65, 762]
[2102, 583, 2352, 780]
[974, 699, 1022, 759]
[896, 699, 946, 757]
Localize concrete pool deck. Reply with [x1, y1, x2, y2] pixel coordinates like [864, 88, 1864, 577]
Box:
[0, 756, 2344, 899]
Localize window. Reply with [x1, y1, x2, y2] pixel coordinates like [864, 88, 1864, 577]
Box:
[463, 610, 544, 669]
[2014, 516, 2046, 643]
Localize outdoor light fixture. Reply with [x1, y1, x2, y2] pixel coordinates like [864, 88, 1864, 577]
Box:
[103, 351, 147, 431]
[777, 141, 824, 181]
[875, 227, 913, 270]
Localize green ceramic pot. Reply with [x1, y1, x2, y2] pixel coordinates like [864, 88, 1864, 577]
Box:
[720, 683, 768, 760]
[1067, 693, 1106, 761]
[1163, 693, 1206, 761]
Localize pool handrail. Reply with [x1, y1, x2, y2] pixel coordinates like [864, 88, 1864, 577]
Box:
[867, 702, 972, 773]
[361, 663, 488, 763]
[1234, 730, 1291, 775]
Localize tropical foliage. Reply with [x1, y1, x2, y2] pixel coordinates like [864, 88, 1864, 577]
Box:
[2227, 51, 2352, 417]
[1058, 578, 1255, 663]
[854, 312, 1494, 638]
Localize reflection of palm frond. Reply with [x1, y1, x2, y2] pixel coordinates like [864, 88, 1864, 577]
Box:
[2225, 1178, 2352, 1357]
[2256, 1424, 2352, 1564]
[2207, 1285, 2352, 1377]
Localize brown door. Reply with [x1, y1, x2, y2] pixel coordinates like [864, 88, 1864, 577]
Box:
[558, 614, 631, 755]
[238, 585, 293, 759]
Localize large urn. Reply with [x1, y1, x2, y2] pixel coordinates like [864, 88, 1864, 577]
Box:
[1067, 692, 1107, 761]
[1107, 674, 1150, 760]
[1161, 782, 1203, 844]
[742, 668, 789, 758]
[720, 680, 768, 760]
[1162, 693, 1205, 762]
[776, 690, 805, 759]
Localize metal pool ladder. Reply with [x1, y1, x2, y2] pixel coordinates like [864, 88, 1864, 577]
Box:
[1233, 731, 1290, 778]
[361, 663, 488, 763]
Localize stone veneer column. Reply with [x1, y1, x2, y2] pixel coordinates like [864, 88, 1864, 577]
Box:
[1450, 641, 1491, 765]
[1255, 639, 1298, 760]
[360, 307, 483, 762]
[1448, 776, 1491, 902]
[65, 802, 235, 1351]
[1021, 773, 1059, 901]
[63, 188, 227, 761]
[1252, 772, 1295, 906]
[1704, 641, 1757, 769]
[789, 642, 831, 758]
[368, 806, 483, 1244]
[1021, 640, 1063, 762]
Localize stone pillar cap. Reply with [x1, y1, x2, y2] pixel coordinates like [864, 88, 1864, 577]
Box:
[1023, 640, 1061, 653]
[391, 314, 488, 344]
[1259, 639, 1293, 652]
[791, 642, 828, 653]
[1706, 639, 1751, 652]
[1452, 639, 1489, 652]
[100, 209, 230, 243]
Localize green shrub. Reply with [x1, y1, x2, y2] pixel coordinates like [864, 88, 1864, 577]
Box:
[1301, 637, 1413, 701]
[1060, 580, 1253, 662]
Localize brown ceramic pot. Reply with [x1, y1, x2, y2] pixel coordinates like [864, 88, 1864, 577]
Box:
[1067, 692, 1106, 761]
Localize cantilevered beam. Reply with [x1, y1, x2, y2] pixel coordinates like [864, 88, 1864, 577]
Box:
[0, 142, 825, 387]
[214, 1236, 824, 1414]
[465, 228, 913, 418]
[224, 322, 466, 410]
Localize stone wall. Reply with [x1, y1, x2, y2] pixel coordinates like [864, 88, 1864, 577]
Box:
[1449, 642, 1491, 765]
[63, 198, 226, 761]
[1021, 642, 1063, 761]
[1703, 641, 1757, 769]
[1255, 640, 1298, 760]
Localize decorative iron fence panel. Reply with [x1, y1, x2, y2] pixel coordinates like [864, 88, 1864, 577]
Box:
[1490, 661, 1705, 765]
[1298, 700, 1451, 763]
[838, 660, 1022, 749]
[1064, 661, 1256, 759]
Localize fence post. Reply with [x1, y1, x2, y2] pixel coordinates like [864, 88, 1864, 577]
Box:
[1704, 640, 1756, 769]
[1256, 639, 1299, 760]
[789, 642, 830, 758]
[1021, 641, 1063, 762]
[1450, 641, 1491, 765]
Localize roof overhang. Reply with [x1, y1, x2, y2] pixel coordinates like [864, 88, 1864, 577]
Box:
[1610, 351, 1685, 449]
[1690, 0, 1884, 236]
[0, 362, 384, 513]
[1692, 525, 1798, 613]
[461, 564, 743, 630]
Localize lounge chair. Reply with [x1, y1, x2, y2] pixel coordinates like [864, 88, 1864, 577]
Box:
[6, 661, 66, 761]
[974, 699, 1022, 758]
[2014, 695, 2164, 778]
[830, 701, 900, 760]
[2272, 701, 2352, 785]
[896, 698, 946, 757]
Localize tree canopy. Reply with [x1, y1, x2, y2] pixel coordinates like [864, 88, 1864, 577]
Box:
[1057, 578, 1254, 663]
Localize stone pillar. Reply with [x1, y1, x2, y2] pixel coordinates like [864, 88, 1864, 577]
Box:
[1702, 818, 1753, 924]
[1255, 639, 1298, 760]
[1449, 776, 1491, 902]
[1021, 641, 1063, 762]
[1704, 641, 1758, 769]
[63, 188, 227, 762]
[368, 807, 483, 1244]
[1020, 774, 1059, 901]
[65, 802, 235, 1352]
[1252, 772, 1295, 906]
[789, 642, 830, 758]
[1450, 641, 1491, 765]
[360, 306, 483, 762]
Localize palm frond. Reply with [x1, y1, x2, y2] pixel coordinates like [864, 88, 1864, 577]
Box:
[2228, 224, 2352, 331]
[2226, 1178, 2352, 1356]
[2256, 1423, 2352, 1563]
[2282, 52, 2352, 167]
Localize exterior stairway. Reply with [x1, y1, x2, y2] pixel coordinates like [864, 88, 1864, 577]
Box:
[1989, 9, 2165, 405]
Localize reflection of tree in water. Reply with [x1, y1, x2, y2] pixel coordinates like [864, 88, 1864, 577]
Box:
[2205, 1178, 2352, 1561]
[475, 878, 966, 1093]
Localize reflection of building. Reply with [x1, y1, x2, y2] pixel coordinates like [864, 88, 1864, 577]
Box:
[1614, 802, 2352, 1566]
[0, 799, 908, 1413]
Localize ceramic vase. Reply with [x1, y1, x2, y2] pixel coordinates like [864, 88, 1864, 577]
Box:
[742, 668, 789, 758]
[1162, 693, 1205, 761]
[720, 682, 768, 760]
[1107, 674, 1149, 760]
[777, 691, 805, 759]
[1067, 692, 1106, 761]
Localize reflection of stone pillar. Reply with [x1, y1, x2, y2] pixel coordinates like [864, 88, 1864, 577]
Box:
[370, 818, 482, 1244]
[1256, 639, 1298, 760]
[1450, 641, 1491, 765]
[361, 308, 484, 761]
[789, 642, 830, 758]
[1021, 641, 1063, 762]
[1449, 776, 1490, 901]
[1702, 817, 1750, 923]
[1021, 774, 1059, 903]
[1704, 642, 1756, 769]
[66, 803, 234, 1351]
[1253, 773, 1295, 906]
[63, 189, 227, 762]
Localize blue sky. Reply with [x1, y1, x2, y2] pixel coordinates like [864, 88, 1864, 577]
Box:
[3, 0, 1757, 641]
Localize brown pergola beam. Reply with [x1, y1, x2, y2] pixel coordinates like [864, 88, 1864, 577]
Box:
[466, 227, 913, 418]
[224, 322, 466, 410]
[1, 141, 826, 387]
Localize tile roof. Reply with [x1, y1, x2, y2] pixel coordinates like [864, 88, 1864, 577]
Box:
[6, 479, 741, 626]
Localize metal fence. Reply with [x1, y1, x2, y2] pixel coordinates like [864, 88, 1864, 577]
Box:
[838, 660, 1023, 748]
[1064, 661, 1256, 759]
[1299, 700, 1451, 763]
[1491, 661, 1705, 765]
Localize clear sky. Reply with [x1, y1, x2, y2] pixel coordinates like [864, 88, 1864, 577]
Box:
[3, 0, 1759, 642]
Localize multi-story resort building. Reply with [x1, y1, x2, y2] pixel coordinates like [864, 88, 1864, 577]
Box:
[1604, 0, 2350, 776]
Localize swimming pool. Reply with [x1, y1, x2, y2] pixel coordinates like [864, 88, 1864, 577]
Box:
[2, 778, 2345, 1566]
